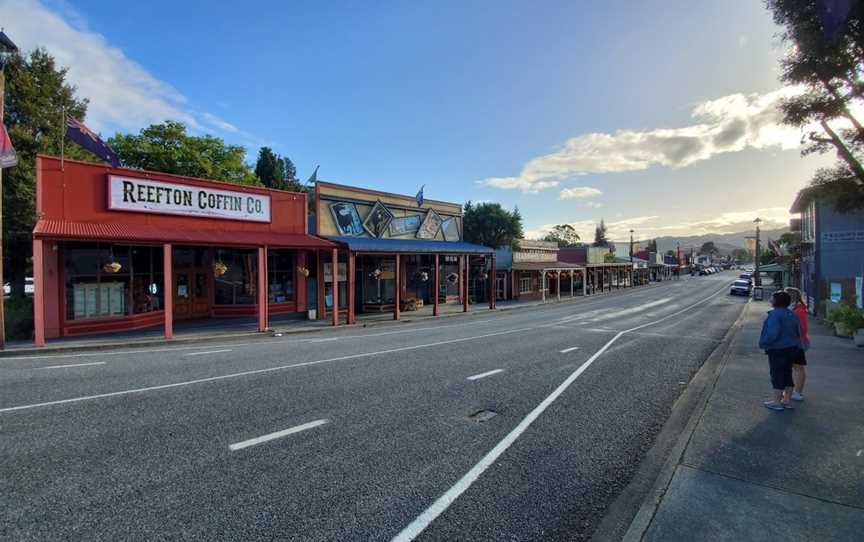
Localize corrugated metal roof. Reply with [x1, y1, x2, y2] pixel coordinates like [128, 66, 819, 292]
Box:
[327, 236, 493, 254]
[34, 220, 337, 248]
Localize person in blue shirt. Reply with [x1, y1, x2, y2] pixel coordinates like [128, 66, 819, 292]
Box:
[758, 290, 802, 411]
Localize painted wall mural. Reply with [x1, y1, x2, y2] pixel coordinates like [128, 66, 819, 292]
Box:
[329, 201, 364, 236]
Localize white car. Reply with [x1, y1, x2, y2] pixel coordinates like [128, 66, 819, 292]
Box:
[730, 279, 752, 296]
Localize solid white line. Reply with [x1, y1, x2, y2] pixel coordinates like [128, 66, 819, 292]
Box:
[559, 346, 580, 354]
[391, 284, 730, 542]
[0, 326, 539, 414]
[229, 419, 329, 451]
[36, 362, 106, 370]
[466, 369, 504, 381]
[183, 349, 233, 357]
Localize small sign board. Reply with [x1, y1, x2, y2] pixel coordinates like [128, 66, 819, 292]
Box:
[830, 282, 842, 303]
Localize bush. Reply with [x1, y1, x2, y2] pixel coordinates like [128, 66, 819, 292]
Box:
[826, 303, 864, 330]
[4, 297, 34, 342]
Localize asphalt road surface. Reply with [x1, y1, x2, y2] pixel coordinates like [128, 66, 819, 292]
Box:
[1, 272, 748, 541]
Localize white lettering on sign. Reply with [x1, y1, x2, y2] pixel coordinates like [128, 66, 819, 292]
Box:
[107, 175, 271, 223]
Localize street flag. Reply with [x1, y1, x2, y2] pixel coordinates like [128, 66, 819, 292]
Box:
[0, 122, 17, 168]
[415, 185, 424, 207]
[306, 165, 319, 185]
[65, 116, 120, 167]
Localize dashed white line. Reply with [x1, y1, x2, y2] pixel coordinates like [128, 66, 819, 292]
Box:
[229, 419, 329, 451]
[466, 369, 504, 381]
[183, 349, 233, 357]
[559, 346, 580, 354]
[36, 362, 106, 370]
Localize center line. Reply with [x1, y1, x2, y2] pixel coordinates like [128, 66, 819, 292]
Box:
[183, 349, 233, 357]
[229, 419, 329, 451]
[559, 346, 580, 354]
[37, 362, 106, 370]
[466, 369, 504, 381]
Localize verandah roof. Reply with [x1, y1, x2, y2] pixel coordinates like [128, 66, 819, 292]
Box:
[326, 236, 493, 254]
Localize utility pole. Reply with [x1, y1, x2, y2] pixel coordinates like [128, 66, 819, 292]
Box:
[0, 30, 19, 350]
[629, 229, 634, 264]
[754, 217, 762, 287]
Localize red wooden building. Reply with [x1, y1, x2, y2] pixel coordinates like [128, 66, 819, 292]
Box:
[31, 156, 336, 346]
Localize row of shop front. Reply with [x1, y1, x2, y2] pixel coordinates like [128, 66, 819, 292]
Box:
[29, 156, 661, 347]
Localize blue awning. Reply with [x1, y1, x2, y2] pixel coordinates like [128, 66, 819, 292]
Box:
[327, 236, 494, 254]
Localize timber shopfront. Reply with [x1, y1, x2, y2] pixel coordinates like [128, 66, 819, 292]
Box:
[31, 156, 336, 346]
[314, 182, 494, 323]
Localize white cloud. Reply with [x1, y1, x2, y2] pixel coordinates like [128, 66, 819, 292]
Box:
[525, 207, 791, 241]
[738, 35, 749, 49]
[2, 0, 248, 139]
[559, 186, 602, 200]
[481, 87, 804, 193]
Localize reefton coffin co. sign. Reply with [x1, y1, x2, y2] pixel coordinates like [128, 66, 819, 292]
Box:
[107, 175, 271, 223]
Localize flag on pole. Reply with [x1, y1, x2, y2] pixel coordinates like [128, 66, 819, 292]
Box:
[65, 116, 120, 167]
[306, 165, 319, 185]
[415, 184, 424, 207]
[0, 122, 17, 168]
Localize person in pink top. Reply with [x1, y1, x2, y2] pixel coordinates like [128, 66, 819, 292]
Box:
[785, 288, 809, 401]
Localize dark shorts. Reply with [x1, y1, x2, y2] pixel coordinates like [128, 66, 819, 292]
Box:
[767, 347, 796, 390]
[791, 347, 807, 366]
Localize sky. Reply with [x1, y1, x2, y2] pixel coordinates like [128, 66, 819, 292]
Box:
[2, 0, 835, 242]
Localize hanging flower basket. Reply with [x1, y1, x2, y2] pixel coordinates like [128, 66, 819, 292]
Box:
[418, 271, 429, 282]
[296, 266, 310, 278]
[102, 261, 122, 274]
[213, 261, 229, 277]
[370, 268, 383, 280]
[446, 272, 459, 284]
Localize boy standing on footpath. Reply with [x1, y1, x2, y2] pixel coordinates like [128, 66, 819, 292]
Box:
[758, 290, 802, 411]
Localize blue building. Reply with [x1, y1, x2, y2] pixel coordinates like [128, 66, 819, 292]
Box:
[790, 189, 864, 316]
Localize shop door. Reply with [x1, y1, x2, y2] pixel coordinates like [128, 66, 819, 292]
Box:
[174, 269, 211, 320]
[495, 276, 506, 300]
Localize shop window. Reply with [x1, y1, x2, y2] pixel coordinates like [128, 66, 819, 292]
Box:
[214, 249, 257, 305]
[520, 276, 532, 294]
[324, 255, 348, 310]
[362, 256, 395, 306]
[268, 249, 295, 303]
[64, 243, 163, 321]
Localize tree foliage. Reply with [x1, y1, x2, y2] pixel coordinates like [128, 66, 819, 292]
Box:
[766, 0, 864, 210]
[593, 219, 608, 247]
[3, 49, 93, 297]
[542, 224, 580, 247]
[699, 241, 719, 255]
[463, 201, 523, 249]
[108, 121, 257, 185]
[731, 247, 752, 263]
[254, 146, 304, 192]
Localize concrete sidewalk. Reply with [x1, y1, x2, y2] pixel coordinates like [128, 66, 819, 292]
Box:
[626, 299, 864, 541]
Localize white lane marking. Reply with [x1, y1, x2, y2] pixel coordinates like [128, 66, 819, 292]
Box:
[0, 326, 538, 414]
[36, 362, 106, 370]
[466, 369, 504, 381]
[857, 449, 862, 457]
[587, 298, 672, 323]
[183, 349, 233, 357]
[391, 284, 730, 542]
[229, 419, 330, 451]
[559, 346, 580, 354]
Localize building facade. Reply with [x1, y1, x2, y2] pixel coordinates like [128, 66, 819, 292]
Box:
[31, 156, 335, 346]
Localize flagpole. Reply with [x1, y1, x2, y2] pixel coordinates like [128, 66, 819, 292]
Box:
[60, 106, 65, 172]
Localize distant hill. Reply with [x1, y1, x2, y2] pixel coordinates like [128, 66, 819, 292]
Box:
[632, 228, 789, 255]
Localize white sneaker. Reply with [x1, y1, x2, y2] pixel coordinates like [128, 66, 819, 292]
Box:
[791, 391, 804, 402]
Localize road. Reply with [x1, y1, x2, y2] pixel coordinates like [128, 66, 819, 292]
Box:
[1, 272, 747, 541]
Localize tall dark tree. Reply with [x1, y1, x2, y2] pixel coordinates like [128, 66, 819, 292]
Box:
[254, 146, 280, 188]
[646, 238, 658, 253]
[3, 49, 93, 298]
[699, 241, 719, 255]
[542, 224, 580, 247]
[109, 121, 257, 185]
[593, 219, 608, 247]
[766, 0, 864, 209]
[463, 201, 523, 249]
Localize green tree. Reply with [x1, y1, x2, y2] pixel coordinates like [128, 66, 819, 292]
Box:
[730, 248, 752, 263]
[646, 239, 658, 253]
[766, 0, 864, 210]
[542, 224, 580, 247]
[593, 219, 608, 247]
[3, 49, 93, 298]
[108, 121, 257, 185]
[463, 201, 523, 249]
[699, 241, 719, 255]
[255, 147, 304, 192]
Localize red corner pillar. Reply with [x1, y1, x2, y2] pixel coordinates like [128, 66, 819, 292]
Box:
[463, 255, 469, 313]
[296, 251, 308, 312]
[433, 254, 440, 317]
[489, 253, 496, 310]
[163, 243, 173, 340]
[33, 239, 46, 347]
[331, 248, 339, 327]
[257, 246, 268, 332]
[347, 251, 356, 324]
[394, 254, 401, 321]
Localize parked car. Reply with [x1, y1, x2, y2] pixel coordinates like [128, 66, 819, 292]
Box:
[739, 273, 752, 282]
[730, 279, 752, 296]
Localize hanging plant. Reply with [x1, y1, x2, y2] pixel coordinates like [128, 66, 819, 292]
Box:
[418, 271, 429, 282]
[213, 261, 229, 277]
[296, 266, 310, 278]
[479, 272, 488, 280]
[370, 268, 383, 280]
[446, 272, 459, 284]
[102, 261, 122, 274]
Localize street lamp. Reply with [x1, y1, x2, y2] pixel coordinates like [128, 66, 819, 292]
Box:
[0, 29, 18, 350]
[629, 229, 634, 264]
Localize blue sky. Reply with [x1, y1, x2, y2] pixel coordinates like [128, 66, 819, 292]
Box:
[5, 0, 832, 241]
